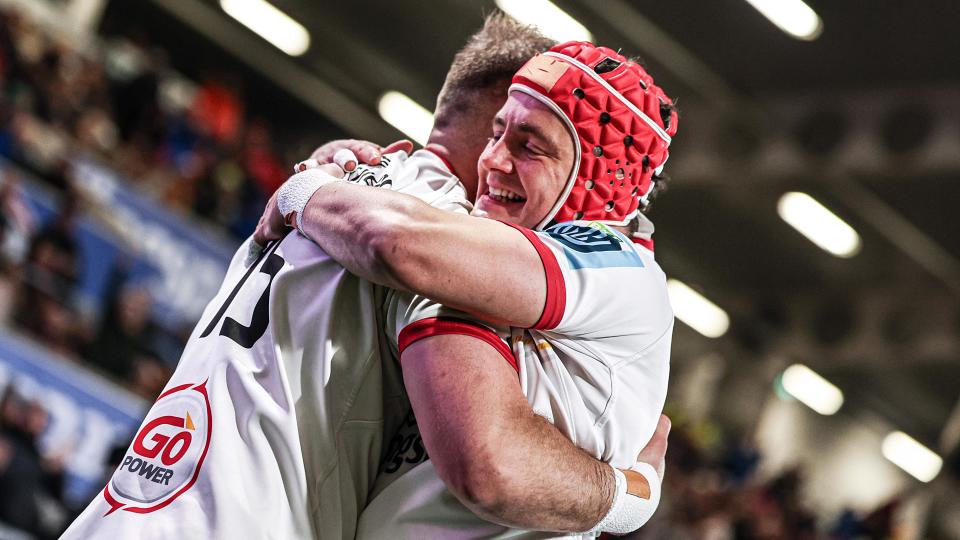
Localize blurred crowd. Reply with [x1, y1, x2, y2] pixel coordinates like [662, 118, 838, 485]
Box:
[0, 3, 307, 391]
[0, 4, 914, 539]
[634, 414, 905, 540]
[0, 6, 293, 239]
[0, 385, 67, 539]
[0, 8, 298, 535]
[0, 173, 176, 400]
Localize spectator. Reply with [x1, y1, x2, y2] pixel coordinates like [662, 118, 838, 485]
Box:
[13, 190, 84, 358]
[241, 118, 285, 196]
[0, 387, 66, 539]
[0, 170, 35, 325]
[83, 264, 168, 395]
[190, 74, 243, 146]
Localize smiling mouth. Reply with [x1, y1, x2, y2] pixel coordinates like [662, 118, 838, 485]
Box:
[487, 186, 526, 203]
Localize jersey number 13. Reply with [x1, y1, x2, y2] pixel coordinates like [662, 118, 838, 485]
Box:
[200, 242, 285, 348]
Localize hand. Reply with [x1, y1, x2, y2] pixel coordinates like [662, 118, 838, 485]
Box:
[300, 138, 414, 171]
[252, 163, 347, 248]
[621, 414, 671, 500]
[636, 414, 671, 480]
[252, 190, 286, 248]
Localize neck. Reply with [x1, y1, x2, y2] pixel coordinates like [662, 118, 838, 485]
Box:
[425, 127, 479, 202]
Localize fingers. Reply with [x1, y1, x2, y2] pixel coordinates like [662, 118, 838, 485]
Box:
[655, 414, 671, 438]
[383, 139, 414, 155]
[333, 148, 358, 172]
[317, 163, 346, 178]
[251, 191, 288, 262]
[649, 414, 671, 454]
[309, 139, 384, 167]
[304, 138, 412, 172]
[245, 238, 265, 267]
[636, 414, 671, 480]
[292, 159, 349, 178]
[353, 143, 382, 165]
[294, 158, 320, 173]
[252, 216, 282, 246]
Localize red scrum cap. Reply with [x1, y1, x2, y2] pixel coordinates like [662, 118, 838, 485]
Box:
[511, 41, 677, 229]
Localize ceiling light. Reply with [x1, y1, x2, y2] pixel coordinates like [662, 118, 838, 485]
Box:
[220, 0, 310, 56]
[882, 431, 942, 483]
[666, 279, 729, 338]
[743, 0, 823, 41]
[495, 0, 593, 43]
[377, 91, 433, 146]
[777, 192, 861, 258]
[780, 364, 843, 415]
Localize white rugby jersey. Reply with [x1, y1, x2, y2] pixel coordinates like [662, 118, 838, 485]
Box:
[358, 220, 673, 539]
[62, 150, 469, 540]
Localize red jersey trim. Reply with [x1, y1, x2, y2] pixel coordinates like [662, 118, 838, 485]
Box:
[631, 236, 654, 252]
[399, 317, 518, 373]
[498, 221, 566, 330]
[422, 147, 459, 179]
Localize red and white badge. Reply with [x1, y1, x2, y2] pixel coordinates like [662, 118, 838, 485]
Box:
[103, 381, 212, 515]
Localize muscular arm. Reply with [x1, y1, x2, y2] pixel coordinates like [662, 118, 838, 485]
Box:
[299, 181, 546, 327]
[402, 334, 615, 531]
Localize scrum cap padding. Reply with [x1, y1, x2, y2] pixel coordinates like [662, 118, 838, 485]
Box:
[511, 41, 677, 229]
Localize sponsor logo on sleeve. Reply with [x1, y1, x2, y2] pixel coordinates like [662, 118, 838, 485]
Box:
[546, 223, 645, 269]
[102, 381, 212, 516]
[547, 223, 624, 253]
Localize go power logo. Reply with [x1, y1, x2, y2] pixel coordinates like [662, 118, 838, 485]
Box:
[103, 381, 212, 515]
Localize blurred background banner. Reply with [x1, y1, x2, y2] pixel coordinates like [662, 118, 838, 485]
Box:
[0, 329, 146, 508]
[9, 157, 233, 332]
[68, 157, 233, 329]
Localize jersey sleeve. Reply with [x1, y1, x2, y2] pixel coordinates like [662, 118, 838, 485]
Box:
[501, 222, 674, 341]
[383, 293, 517, 374]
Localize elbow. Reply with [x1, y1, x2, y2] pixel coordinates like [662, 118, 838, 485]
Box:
[441, 450, 520, 522]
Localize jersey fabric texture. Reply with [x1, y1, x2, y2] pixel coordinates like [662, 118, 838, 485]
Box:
[357, 222, 673, 539]
[61, 150, 468, 540]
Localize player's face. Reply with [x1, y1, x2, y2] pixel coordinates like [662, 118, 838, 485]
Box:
[473, 92, 575, 228]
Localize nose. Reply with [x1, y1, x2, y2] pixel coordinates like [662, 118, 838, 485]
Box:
[479, 137, 512, 175]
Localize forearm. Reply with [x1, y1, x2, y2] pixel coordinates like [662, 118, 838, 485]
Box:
[298, 181, 429, 291]
[403, 336, 614, 532]
[294, 177, 544, 327]
[474, 406, 616, 531]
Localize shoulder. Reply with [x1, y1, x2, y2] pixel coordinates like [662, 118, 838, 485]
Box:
[540, 222, 647, 271]
[524, 222, 670, 335]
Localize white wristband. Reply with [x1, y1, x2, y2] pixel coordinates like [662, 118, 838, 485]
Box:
[277, 168, 342, 232]
[589, 462, 661, 535]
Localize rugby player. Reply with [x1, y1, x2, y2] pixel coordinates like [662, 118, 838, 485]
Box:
[262, 39, 679, 538]
[63, 16, 668, 540]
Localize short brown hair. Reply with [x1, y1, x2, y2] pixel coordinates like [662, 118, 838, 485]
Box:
[434, 13, 556, 127]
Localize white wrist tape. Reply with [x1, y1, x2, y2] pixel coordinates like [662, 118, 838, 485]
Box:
[276, 168, 342, 232]
[590, 462, 661, 535]
[333, 148, 358, 171]
[293, 158, 320, 173]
